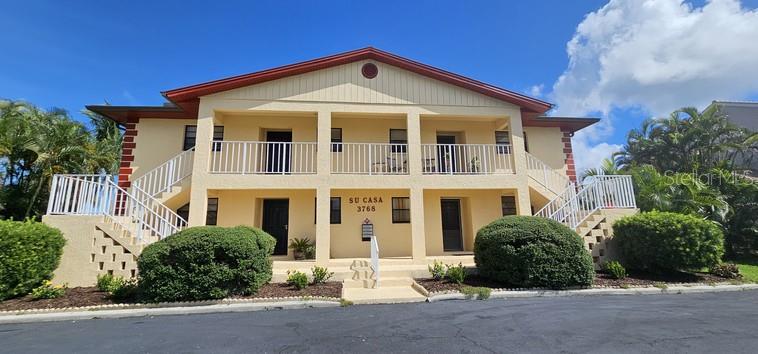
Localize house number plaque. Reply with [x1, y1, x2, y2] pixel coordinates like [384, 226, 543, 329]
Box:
[348, 196, 383, 212]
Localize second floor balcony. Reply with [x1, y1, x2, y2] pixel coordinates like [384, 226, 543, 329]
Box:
[207, 141, 514, 176]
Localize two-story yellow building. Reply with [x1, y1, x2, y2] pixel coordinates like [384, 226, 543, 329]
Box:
[44, 48, 636, 298]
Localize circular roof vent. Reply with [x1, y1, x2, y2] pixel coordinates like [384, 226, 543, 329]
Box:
[361, 63, 378, 79]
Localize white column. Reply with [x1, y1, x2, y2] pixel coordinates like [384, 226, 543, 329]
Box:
[406, 111, 423, 177]
[410, 186, 427, 262]
[510, 112, 532, 215]
[187, 107, 214, 226]
[315, 110, 331, 264]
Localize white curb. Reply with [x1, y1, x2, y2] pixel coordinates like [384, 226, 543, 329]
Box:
[0, 300, 340, 325]
[428, 284, 758, 302]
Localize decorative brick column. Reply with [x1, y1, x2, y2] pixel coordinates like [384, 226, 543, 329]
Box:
[561, 127, 577, 183]
[118, 119, 139, 188]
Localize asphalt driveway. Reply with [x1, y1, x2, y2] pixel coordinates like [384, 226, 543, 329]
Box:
[1, 290, 757, 353]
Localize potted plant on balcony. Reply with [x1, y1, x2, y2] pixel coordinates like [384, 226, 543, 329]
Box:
[289, 237, 315, 260]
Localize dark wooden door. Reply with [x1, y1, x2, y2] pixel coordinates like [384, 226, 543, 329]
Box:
[441, 199, 463, 251]
[266, 131, 292, 173]
[262, 199, 289, 255]
[436, 135, 456, 173]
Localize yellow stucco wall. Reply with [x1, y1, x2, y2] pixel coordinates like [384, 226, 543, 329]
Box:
[524, 126, 566, 174]
[209, 189, 317, 259]
[131, 118, 196, 179]
[420, 118, 505, 145]
[332, 115, 406, 143]
[219, 114, 317, 142]
[329, 189, 412, 258]
[423, 189, 512, 256]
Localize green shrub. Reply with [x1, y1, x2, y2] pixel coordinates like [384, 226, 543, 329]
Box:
[445, 263, 466, 284]
[428, 261, 445, 280]
[474, 216, 595, 289]
[96, 273, 120, 293]
[614, 211, 724, 272]
[137, 226, 275, 302]
[0, 220, 66, 300]
[603, 261, 627, 280]
[111, 278, 140, 302]
[287, 270, 308, 290]
[709, 263, 742, 279]
[30, 280, 66, 300]
[311, 266, 333, 284]
[460, 286, 491, 300]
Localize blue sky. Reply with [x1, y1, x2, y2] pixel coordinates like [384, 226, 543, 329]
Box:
[2, 0, 758, 171]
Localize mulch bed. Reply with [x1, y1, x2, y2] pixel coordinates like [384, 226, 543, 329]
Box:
[0, 282, 342, 312]
[417, 271, 731, 293]
[0, 287, 116, 312]
[594, 271, 728, 287]
[235, 282, 342, 299]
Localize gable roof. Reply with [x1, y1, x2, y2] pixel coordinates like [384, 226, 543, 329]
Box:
[161, 47, 553, 114]
[87, 47, 597, 133]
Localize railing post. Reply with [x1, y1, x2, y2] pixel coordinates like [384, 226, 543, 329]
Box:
[368, 144, 373, 176]
[241, 142, 248, 175]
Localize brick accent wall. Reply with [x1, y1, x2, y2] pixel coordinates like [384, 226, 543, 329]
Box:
[118, 119, 138, 188]
[560, 127, 577, 183]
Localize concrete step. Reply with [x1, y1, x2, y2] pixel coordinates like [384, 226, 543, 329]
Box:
[343, 277, 414, 289]
[341, 285, 426, 304]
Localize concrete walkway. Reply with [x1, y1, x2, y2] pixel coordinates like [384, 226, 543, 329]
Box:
[1, 290, 757, 353]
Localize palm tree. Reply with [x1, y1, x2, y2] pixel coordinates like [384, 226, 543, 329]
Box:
[580, 157, 621, 182]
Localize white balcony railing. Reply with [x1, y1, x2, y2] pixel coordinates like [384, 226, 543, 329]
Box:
[331, 143, 408, 175]
[421, 144, 514, 175]
[209, 141, 317, 174]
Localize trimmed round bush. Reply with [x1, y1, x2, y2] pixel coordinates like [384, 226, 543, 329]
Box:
[137, 226, 276, 302]
[474, 216, 594, 289]
[614, 211, 724, 272]
[0, 220, 66, 300]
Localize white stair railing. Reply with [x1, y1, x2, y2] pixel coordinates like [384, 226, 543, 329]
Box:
[535, 175, 636, 229]
[132, 147, 194, 198]
[47, 174, 186, 243]
[525, 152, 571, 194]
[370, 235, 380, 288]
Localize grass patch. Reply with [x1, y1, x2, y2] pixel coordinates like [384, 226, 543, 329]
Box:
[460, 286, 491, 300]
[339, 299, 354, 307]
[733, 258, 758, 283]
[653, 282, 668, 290]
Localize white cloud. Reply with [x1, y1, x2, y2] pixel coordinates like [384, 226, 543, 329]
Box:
[528, 84, 544, 97]
[549, 0, 758, 172]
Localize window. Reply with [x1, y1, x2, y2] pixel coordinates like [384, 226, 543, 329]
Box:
[495, 131, 510, 154]
[212, 126, 224, 151]
[206, 198, 219, 225]
[183, 126, 197, 151]
[390, 129, 407, 153]
[183, 125, 224, 151]
[314, 197, 341, 224]
[330, 197, 341, 224]
[501, 196, 517, 216]
[392, 197, 411, 223]
[331, 128, 342, 152]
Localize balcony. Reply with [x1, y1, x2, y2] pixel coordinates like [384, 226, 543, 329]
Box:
[207, 141, 515, 176]
[331, 143, 409, 175]
[420, 144, 514, 175]
[209, 141, 317, 174]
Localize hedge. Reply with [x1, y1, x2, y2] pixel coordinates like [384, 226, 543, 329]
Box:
[614, 211, 724, 271]
[474, 216, 594, 289]
[0, 220, 66, 300]
[137, 226, 276, 302]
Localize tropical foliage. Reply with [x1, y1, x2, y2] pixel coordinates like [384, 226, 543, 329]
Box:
[0, 100, 121, 220]
[597, 105, 757, 258]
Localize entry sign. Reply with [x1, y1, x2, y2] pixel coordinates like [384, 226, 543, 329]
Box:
[362, 218, 374, 242]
